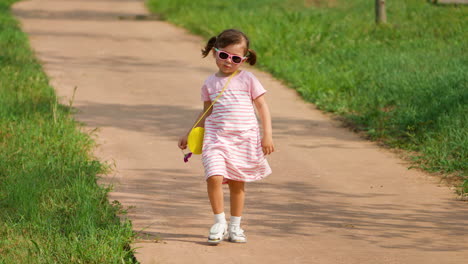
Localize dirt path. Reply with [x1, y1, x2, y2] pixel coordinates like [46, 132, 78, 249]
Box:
[13, 0, 467, 263]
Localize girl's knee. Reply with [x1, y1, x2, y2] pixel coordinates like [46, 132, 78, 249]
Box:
[228, 180, 245, 191]
[207, 175, 224, 185]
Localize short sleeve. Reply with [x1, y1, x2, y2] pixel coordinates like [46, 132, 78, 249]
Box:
[249, 73, 267, 100]
[201, 84, 210, 101]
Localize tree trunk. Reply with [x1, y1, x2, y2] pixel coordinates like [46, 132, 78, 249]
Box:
[375, 0, 387, 24]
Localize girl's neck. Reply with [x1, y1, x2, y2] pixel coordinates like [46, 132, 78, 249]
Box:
[216, 70, 241, 77]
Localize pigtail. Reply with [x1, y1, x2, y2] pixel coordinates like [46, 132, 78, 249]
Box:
[201, 36, 217, 57]
[246, 49, 257, 66]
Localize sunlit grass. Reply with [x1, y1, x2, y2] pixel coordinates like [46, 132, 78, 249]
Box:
[0, 0, 137, 262]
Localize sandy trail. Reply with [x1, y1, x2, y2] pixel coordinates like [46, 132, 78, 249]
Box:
[13, 0, 467, 263]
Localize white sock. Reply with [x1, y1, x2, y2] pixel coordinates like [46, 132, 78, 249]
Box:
[230, 216, 242, 227]
[214, 212, 226, 224]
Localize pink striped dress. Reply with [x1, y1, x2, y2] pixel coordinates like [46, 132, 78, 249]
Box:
[201, 70, 272, 183]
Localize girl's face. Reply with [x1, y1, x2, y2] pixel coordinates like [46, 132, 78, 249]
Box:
[213, 42, 247, 76]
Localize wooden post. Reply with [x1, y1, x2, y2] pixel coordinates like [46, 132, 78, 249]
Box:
[375, 0, 387, 24]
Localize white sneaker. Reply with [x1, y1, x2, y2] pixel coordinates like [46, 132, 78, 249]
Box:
[207, 223, 228, 244]
[228, 225, 247, 243]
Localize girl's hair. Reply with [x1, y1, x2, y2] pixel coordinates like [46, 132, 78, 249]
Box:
[201, 29, 257, 66]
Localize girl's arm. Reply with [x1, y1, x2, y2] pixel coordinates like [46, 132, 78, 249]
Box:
[178, 101, 212, 150]
[253, 95, 275, 155]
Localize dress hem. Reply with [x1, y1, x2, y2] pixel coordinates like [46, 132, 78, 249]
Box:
[205, 173, 271, 184]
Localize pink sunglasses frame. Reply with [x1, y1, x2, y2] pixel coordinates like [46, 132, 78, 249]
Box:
[214, 48, 247, 64]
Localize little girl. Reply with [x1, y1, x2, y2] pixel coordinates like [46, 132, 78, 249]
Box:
[178, 29, 274, 244]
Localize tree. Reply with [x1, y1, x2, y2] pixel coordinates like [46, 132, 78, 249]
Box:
[375, 0, 387, 24]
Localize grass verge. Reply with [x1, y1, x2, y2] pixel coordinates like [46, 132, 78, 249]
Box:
[147, 0, 467, 192]
[0, 0, 137, 262]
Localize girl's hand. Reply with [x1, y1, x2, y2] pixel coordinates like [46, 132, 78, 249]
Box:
[178, 135, 188, 150]
[262, 136, 275, 155]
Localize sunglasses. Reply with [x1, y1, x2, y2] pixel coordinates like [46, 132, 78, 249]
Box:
[214, 48, 247, 64]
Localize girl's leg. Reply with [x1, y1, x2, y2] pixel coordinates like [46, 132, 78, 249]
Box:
[206, 176, 228, 244]
[207, 175, 224, 214]
[227, 180, 247, 243]
[228, 180, 245, 216]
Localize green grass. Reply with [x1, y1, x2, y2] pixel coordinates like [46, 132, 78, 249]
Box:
[147, 0, 467, 189]
[0, 0, 137, 262]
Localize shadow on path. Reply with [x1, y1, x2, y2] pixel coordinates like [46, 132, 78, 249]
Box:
[109, 167, 468, 252]
[76, 101, 369, 146]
